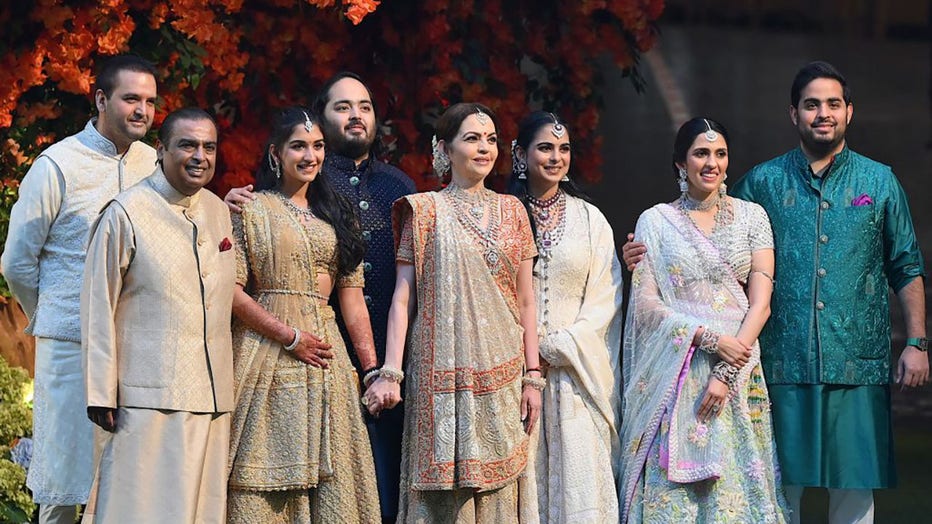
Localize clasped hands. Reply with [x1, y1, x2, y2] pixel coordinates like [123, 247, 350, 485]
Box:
[362, 377, 402, 417]
[698, 334, 751, 423]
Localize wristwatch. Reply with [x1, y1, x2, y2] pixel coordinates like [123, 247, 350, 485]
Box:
[905, 337, 928, 352]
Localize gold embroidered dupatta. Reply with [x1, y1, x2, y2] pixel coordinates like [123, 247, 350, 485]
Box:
[394, 192, 529, 492]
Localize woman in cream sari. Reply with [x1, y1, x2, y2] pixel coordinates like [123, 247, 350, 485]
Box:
[621, 118, 788, 523]
[365, 102, 543, 523]
[509, 111, 623, 523]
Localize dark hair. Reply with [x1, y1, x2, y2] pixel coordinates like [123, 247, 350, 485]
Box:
[790, 61, 851, 107]
[507, 111, 590, 242]
[254, 107, 365, 278]
[158, 107, 216, 144]
[671, 117, 730, 178]
[311, 71, 375, 116]
[435, 102, 500, 144]
[311, 71, 383, 158]
[94, 54, 157, 97]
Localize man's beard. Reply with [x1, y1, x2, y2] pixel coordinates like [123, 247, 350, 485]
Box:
[801, 129, 845, 158]
[323, 120, 374, 160]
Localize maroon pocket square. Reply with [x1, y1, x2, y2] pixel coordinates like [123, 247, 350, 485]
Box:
[219, 237, 233, 252]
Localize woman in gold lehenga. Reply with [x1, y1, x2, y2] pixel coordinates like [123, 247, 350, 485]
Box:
[365, 102, 545, 523]
[226, 107, 380, 523]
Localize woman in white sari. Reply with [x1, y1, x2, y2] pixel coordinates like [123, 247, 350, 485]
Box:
[620, 118, 789, 523]
[508, 111, 623, 523]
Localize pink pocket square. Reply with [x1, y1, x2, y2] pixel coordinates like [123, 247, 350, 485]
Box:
[851, 194, 872, 206]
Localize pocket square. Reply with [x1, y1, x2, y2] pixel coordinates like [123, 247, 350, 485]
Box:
[219, 237, 233, 252]
[851, 194, 872, 206]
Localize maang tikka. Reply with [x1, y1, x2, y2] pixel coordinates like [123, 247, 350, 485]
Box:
[302, 111, 314, 133]
[549, 113, 565, 139]
[475, 107, 490, 126]
[703, 119, 718, 142]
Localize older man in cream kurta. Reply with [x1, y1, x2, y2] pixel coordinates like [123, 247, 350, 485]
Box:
[81, 109, 234, 523]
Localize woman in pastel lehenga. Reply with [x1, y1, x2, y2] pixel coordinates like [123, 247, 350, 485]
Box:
[620, 117, 789, 523]
[226, 107, 380, 523]
[508, 111, 623, 523]
[365, 102, 544, 523]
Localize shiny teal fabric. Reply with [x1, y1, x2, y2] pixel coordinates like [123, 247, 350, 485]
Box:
[731, 147, 925, 385]
[769, 384, 895, 488]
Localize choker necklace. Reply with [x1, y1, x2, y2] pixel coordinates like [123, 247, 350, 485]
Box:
[277, 192, 316, 220]
[679, 192, 719, 211]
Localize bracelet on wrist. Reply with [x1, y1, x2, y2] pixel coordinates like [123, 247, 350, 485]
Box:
[711, 361, 740, 391]
[522, 375, 546, 391]
[525, 367, 542, 375]
[377, 365, 405, 384]
[698, 329, 720, 355]
[283, 327, 301, 352]
[362, 368, 382, 387]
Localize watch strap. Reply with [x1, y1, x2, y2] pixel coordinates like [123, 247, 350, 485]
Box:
[905, 337, 928, 351]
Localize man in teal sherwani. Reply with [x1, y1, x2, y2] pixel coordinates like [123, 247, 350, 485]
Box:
[729, 62, 928, 524]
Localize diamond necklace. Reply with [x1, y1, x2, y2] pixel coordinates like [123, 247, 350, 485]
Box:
[443, 184, 502, 269]
[277, 192, 316, 220]
[528, 190, 566, 260]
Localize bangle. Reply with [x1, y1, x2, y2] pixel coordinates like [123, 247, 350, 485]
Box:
[711, 361, 740, 391]
[377, 365, 405, 384]
[522, 375, 546, 391]
[525, 367, 541, 374]
[283, 327, 301, 352]
[698, 329, 720, 355]
[362, 368, 381, 387]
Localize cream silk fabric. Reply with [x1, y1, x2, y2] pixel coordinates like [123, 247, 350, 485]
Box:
[82, 170, 235, 413]
[524, 196, 623, 523]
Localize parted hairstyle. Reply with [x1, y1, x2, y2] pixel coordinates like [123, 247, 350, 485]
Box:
[158, 107, 216, 144]
[254, 107, 365, 278]
[790, 61, 851, 107]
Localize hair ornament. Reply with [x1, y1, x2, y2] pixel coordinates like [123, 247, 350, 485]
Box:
[703, 119, 718, 142]
[475, 107, 490, 126]
[431, 134, 450, 176]
[302, 111, 314, 133]
[549, 113, 566, 139]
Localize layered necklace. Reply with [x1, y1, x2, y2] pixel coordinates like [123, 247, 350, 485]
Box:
[527, 190, 566, 260]
[277, 192, 316, 220]
[443, 183, 502, 270]
[677, 192, 732, 236]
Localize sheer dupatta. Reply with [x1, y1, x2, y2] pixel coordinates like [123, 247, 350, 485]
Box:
[619, 204, 759, 521]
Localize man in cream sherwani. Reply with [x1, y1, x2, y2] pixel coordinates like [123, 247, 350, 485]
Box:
[0, 54, 158, 524]
[81, 108, 234, 523]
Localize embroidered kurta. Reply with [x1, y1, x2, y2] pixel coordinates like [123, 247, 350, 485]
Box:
[325, 154, 415, 519]
[0, 120, 155, 505]
[731, 146, 925, 385]
[730, 146, 924, 488]
[393, 191, 537, 523]
[81, 169, 235, 523]
[524, 196, 623, 523]
[621, 199, 788, 523]
[227, 192, 380, 523]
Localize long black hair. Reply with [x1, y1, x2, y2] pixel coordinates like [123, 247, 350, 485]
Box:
[254, 106, 365, 278]
[507, 111, 590, 239]
[671, 117, 730, 179]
